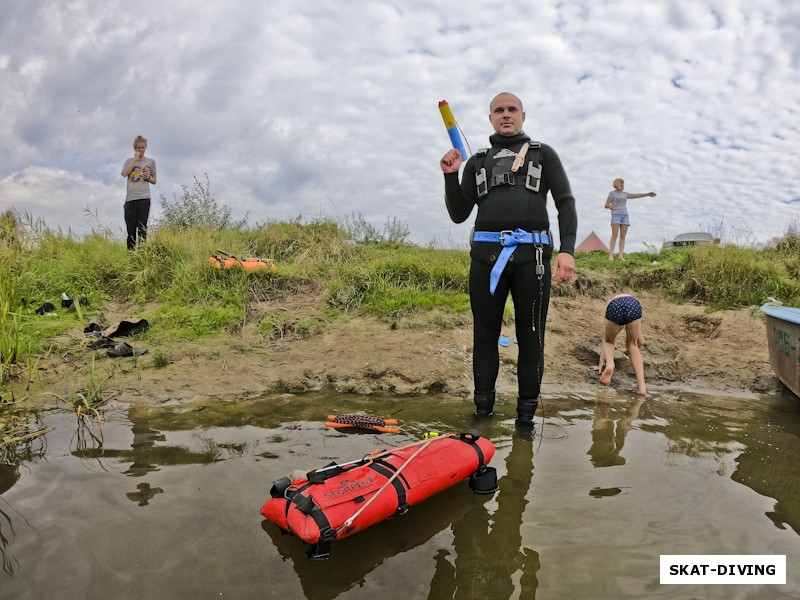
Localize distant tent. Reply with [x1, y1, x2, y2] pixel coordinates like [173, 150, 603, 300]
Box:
[575, 231, 610, 253]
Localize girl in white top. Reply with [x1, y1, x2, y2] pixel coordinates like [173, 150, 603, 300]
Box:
[604, 178, 656, 261]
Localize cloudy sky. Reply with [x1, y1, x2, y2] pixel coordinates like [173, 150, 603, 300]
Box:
[2, 0, 799, 252]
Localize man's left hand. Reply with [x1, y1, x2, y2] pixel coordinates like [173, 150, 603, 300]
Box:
[552, 252, 575, 285]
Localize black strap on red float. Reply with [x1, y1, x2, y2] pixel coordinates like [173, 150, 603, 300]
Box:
[273, 480, 338, 559]
[457, 429, 486, 468]
[306, 462, 345, 484]
[288, 483, 336, 543]
[368, 458, 410, 514]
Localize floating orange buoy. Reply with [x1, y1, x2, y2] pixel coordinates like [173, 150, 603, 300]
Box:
[209, 250, 276, 271]
[260, 430, 498, 559]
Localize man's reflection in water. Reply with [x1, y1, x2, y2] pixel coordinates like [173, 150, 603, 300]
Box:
[588, 395, 644, 468]
[125, 482, 164, 506]
[123, 424, 165, 477]
[428, 429, 540, 599]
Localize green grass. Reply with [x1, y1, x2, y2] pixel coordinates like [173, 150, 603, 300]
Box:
[2, 215, 800, 394]
[325, 246, 471, 317]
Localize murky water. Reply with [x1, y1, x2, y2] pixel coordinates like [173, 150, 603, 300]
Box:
[1, 389, 799, 599]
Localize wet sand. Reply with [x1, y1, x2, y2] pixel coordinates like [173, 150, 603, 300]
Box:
[24, 291, 782, 406]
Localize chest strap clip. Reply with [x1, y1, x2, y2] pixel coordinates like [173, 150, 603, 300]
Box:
[476, 168, 488, 200]
[526, 162, 542, 192]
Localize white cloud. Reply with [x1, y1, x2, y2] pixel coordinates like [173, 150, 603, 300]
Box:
[0, 167, 128, 237]
[1, 0, 798, 252]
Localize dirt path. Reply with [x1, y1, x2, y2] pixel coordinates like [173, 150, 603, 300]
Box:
[24, 291, 780, 405]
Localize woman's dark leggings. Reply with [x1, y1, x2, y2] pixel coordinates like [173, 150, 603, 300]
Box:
[469, 258, 552, 399]
[124, 198, 150, 250]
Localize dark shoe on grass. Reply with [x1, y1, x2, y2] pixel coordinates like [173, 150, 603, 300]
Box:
[107, 341, 148, 358]
[35, 302, 55, 315]
[87, 336, 116, 350]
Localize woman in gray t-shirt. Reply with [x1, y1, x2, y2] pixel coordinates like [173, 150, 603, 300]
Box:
[121, 135, 157, 250]
[604, 178, 656, 261]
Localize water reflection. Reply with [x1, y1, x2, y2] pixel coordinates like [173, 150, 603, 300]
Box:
[0, 410, 48, 493]
[429, 430, 540, 598]
[261, 427, 540, 600]
[72, 406, 222, 476]
[0, 392, 798, 599]
[0, 411, 48, 578]
[732, 394, 800, 535]
[263, 486, 474, 600]
[126, 482, 164, 506]
[0, 467, 21, 577]
[587, 395, 644, 467]
[126, 424, 167, 476]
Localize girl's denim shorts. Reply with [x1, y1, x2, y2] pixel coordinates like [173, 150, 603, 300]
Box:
[611, 213, 630, 225]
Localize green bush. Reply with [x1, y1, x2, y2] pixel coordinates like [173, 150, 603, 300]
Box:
[157, 174, 249, 230]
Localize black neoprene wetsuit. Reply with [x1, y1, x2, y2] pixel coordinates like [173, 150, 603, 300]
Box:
[444, 131, 577, 404]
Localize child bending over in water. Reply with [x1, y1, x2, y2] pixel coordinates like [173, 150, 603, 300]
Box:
[599, 294, 646, 395]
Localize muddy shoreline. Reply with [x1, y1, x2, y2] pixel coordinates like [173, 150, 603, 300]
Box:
[20, 291, 783, 406]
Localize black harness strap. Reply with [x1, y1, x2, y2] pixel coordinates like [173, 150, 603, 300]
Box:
[476, 142, 542, 200]
[489, 172, 528, 188]
[306, 462, 345, 484]
[289, 483, 336, 542]
[369, 458, 410, 514]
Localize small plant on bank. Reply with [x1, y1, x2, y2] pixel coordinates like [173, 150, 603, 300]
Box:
[151, 350, 170, 369]
[23, 355, 40, 391]
[257, 310, 330, 342]
[46, 357, 110, 431]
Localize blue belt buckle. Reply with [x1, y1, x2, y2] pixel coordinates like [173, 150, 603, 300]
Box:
[499, 230, 514, 246]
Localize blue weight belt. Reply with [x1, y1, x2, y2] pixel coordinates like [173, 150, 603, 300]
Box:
[472, 229, 550, 295]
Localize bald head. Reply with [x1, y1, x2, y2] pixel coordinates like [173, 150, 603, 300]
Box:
[489, 92, 524, 113]
[489, 93, 525, 136]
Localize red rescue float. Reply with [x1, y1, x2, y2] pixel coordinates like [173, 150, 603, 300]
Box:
[260, 430, 498, 559]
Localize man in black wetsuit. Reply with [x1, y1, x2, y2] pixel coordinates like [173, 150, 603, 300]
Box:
[439, 92, 577, 425]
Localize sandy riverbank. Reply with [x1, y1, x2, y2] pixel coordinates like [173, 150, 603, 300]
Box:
[22, 291, 781, 406]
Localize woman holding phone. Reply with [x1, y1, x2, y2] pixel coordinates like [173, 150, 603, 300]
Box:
[121, 135, 157, 250]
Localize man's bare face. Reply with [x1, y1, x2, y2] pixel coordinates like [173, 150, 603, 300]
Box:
[489, 94, 525, 136]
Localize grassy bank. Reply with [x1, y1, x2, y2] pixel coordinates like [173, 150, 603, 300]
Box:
[2, 213, 800, 397]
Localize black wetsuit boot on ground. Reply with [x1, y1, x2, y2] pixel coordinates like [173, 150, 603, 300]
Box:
[516, 396, 538, 425]
[474, 390, 496, 417]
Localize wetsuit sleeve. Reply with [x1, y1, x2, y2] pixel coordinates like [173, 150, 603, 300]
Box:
[443, 157, 479, 224]
[542, 145, 577, 255]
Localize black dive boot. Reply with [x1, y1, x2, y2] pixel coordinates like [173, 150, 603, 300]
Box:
[515, 397, 539, 426]
[473, 390, 496, 417]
